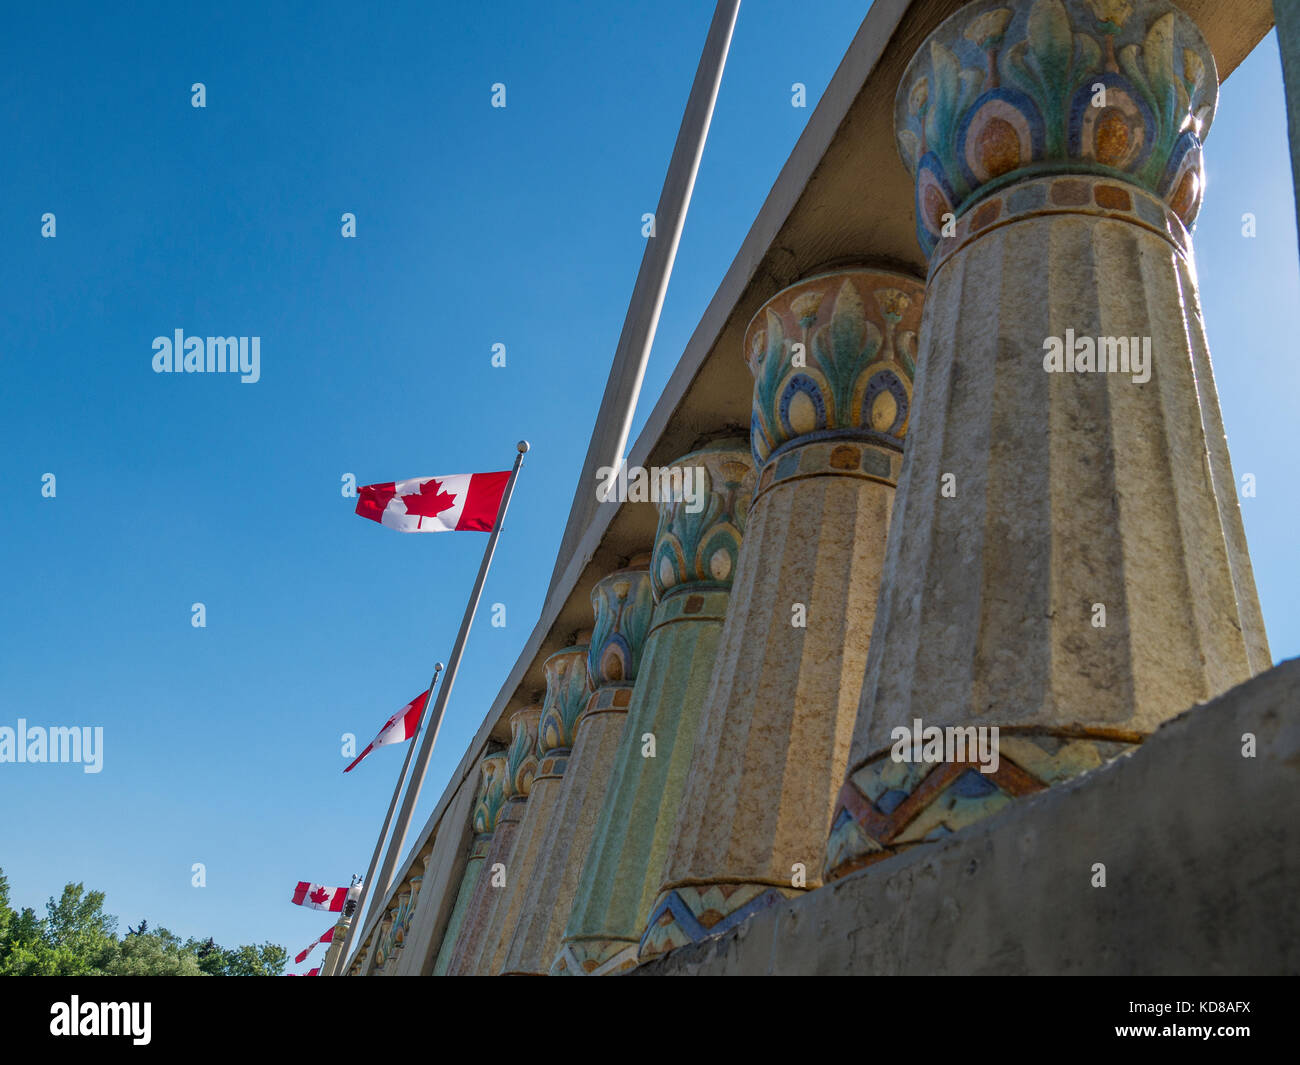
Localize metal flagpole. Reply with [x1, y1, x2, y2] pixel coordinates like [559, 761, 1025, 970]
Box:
[339, 440, 530, 975]
[324, 664, 442, 977]
[544, 0, 740, 600]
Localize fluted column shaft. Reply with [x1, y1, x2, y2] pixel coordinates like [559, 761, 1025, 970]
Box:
[826, 0, 1268, 880]
[556, 440, 755, 975]
[500, 563, 656, 974]
[434, 751, 508, 975]
[639, 270, 925, 962]
[441, 707, 538, 972]
[462, 646, 590, 975]
[431, 833, 491, 975]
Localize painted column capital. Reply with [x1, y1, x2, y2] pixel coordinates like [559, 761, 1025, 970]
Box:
[504, 706, 543, 800]
[375, 907, 398, 972]
[395, 853, 432, 959]
[470, 752, 508, 837]
[391, 888, 413, 956]
[746, 268, 925, 484]
[895, 0, 1217, 257]
[586, 561, 655, 718]
[538, 638, 593, 775]
[650, 438, 755, 601]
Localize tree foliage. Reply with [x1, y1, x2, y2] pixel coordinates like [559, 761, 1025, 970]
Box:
[0, 868, 286, 976]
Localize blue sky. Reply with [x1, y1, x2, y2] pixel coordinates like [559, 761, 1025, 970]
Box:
[2, 1, 1296, 967]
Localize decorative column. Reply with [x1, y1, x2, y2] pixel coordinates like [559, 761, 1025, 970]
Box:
[431, 749, 507, 975]
[444, 707, 541, 975]
[386, 851, 431, 973]
[554, 439, 754, 975]
[499, 559, 656, 975]
[383, 887, 413, 974]
[825, 0, 1269, 881]
[460, 643, 591, 975]
[637, 269, 924, 963]
[372, 905, 398, 974]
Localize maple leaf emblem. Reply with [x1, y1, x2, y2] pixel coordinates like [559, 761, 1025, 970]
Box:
[309, 886, 330, 906]
[400, 478, 457, 529]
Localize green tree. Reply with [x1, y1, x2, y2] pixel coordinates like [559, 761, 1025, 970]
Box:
[0, 869, 66, 976]
[41, 882, 119, 974]
[0, 870, 9, 944]
[0, 868, 285, 976]
[187, 940, 288, 977]
[108, 927, 202, 976]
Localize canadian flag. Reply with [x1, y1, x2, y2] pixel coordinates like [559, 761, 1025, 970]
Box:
[291, 882, 349, 911]
[295, 926, 336, 965]
[355, 471, 510, 533]
[344, 690, 429, 773]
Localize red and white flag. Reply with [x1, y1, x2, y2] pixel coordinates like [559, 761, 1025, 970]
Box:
[344, 690, 429, 773]
[291, 882, 349, 911]
[355, 471, 510, 533]
[294, 926, 336, 965]
[306, 967, 320, 977]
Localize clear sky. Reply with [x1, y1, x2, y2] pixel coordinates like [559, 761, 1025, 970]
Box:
[2, 1, 1297, 969]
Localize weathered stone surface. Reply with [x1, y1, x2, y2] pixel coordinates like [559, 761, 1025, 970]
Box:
[830, 197, 1269, 876]
[441, 712, 538, 977]
[824, 0, 1269, 883]
[467, 646, 590, 975]
[500, 564, 654, 974]
[430, 836, 489, 976]
[642, 270, 924, 960]
[432, 751, 507, 975]
[636, 659, 1300, 975]
[556, 441, 754, 975]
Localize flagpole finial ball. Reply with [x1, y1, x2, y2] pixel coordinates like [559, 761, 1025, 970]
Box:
[517, 440, 530, 454]
[436, 662, 445, 672]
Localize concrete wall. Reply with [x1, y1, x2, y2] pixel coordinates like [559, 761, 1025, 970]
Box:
[635, 659, 1300, 976]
